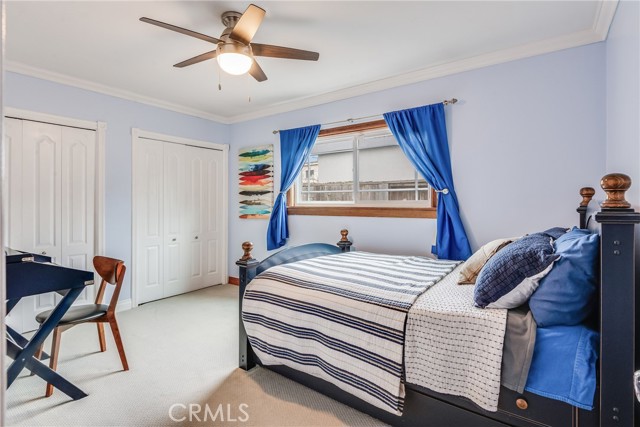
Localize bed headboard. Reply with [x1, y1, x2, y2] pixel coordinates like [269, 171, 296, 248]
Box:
[577, 186, 596, 229]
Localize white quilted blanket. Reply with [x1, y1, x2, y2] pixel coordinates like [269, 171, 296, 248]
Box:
[405, 264, 508, 411]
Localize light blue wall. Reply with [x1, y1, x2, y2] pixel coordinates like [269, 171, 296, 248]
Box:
[606, 0, 640, 206]
[229, 43, 607, 274]
[4, 72, 230, 300]
[605, 0, 640, 281]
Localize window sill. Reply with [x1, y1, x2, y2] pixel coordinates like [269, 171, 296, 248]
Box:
[287, 206, 437, 218]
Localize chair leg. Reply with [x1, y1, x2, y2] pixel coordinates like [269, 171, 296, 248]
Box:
[97, 323, 107, 352]
[30, 343, 45, 376]
[34, 343, 44, 360]
[45, 327, 62, 397]
[107, 317, 129, 371]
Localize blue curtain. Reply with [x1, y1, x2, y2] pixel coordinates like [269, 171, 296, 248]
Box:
[266, 124, 321, 250]
[383, 103, 471, 260]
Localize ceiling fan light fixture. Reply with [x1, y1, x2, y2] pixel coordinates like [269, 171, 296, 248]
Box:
[217, 43, 253, 75]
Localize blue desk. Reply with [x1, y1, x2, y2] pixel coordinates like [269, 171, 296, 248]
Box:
[5, 249, 94, 400]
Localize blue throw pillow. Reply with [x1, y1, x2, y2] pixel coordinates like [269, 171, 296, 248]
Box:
[474, 232, 558, 308]
[529, 228, 599, 326]
[555, 227, 591, 246]
[541, 227, 569, 240]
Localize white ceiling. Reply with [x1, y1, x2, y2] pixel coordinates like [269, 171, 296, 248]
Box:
[5, 1, 615, 124]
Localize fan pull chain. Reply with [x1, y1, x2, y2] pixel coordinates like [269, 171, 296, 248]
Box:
[218, 62, 222, 91]
[247, 74, 252, 103]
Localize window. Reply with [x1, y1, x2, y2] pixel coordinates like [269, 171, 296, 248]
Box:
[288, 122, 436, 218]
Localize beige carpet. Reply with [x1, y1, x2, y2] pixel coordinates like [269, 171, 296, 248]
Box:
[5, 285, 386, 427]
[187, 367, 387, 427]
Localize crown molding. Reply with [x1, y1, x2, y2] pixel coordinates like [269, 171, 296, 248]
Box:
[4, 61, 232, 124]
[5, 0, 618, 125]
[593, 0, 619, 40]
[228, 27, 609, 123]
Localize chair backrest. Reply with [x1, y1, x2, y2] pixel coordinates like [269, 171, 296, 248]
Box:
[93, 256, 126, 314]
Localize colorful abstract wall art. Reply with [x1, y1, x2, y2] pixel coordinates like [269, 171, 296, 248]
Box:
[239, 144, 274, 219]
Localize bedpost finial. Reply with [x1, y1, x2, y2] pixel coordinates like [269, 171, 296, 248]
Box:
[240, 241, 254, 261]
[579, 187, 595, 207]
[600, 173, 632, 209]
[337, 229, 352, 252]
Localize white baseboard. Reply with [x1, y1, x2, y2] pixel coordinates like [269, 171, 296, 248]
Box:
[116, 299, 132, 312]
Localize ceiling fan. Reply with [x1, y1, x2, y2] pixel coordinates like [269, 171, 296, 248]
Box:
[140, 3, 319, 82]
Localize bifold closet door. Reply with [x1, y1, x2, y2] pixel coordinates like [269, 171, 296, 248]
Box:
[180, 145, 224, 295]
[60, 126, 96, 278]
[162, 142, 186, 299]
[5, 118, 96, 332]
[135, 138, 165, 304]
[136, 140, 224, 304]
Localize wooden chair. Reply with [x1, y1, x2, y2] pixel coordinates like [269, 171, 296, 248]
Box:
[35, 256, 129, 397]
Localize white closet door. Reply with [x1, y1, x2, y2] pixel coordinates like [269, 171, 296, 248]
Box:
[61, 126, 96, 304]
[21, 121, 62, 262]
[4, 118, 26, 332]
[5, 118, 22, 251]
[134, 135, 226, 305]
[5, 120, 97, 332]
[19, 121, 63, 332]
[163, 142, 188, 298]
[201, 147, 224, 287]
[135, 139, 165, 304]
[183, 145, 205, 292]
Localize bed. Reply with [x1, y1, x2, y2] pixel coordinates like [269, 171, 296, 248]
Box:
[236, 173, 639, 427]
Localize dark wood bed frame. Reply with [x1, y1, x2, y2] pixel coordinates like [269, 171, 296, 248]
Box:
[237, 173, 639, 427]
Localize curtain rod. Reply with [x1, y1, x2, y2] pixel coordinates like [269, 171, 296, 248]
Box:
[272, 98, 458, 134]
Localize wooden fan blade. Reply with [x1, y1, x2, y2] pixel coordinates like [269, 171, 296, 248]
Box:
[140, 17, 221, 45]
[229, 4, 266, 45]
[173, 50, 218, 68]
[249, 58, 268, 82]
[251, 43, 319, 61]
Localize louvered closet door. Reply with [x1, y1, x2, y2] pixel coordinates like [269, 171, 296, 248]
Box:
[135, 138, 165, 304]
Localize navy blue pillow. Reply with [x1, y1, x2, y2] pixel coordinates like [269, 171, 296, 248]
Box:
[474, 233, 558, 308]
[529, 228, 599, 327]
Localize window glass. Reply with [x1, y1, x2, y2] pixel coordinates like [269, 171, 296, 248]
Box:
[296, 128, 431, 207]
[358, 132, 430, 202]
[300, 136, 354, 203]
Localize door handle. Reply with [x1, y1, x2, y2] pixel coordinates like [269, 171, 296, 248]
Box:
[195, 236, 199, 240]
[172, 238, 176, 242]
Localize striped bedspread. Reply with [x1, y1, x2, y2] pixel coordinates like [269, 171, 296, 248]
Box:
[242, 251, 460, 415]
